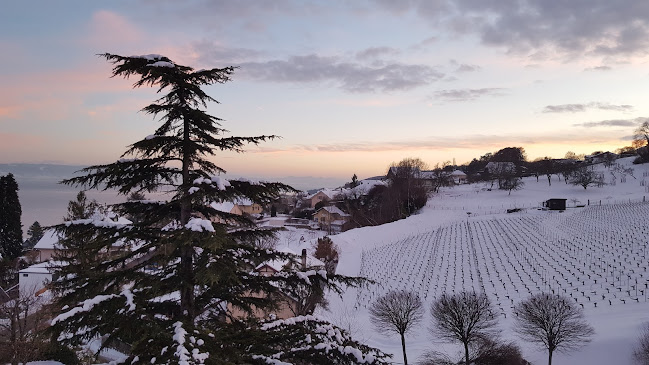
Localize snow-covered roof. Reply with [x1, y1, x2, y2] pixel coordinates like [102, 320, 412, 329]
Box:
[116, 217, 133, 225]
[316, 206, 350, 217]
[306, 189, 340, 200]
[20, 261, 56, 274]
[451, 170, 467, 176]
[34, 216, 133, 251]
[340, 179, 387, 198]
[211, 201, 236, 213]
[210, 198, 258, 213]
[33, 229, 61, 250]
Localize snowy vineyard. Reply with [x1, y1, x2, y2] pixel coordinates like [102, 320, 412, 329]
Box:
[356, 202, 649, 317]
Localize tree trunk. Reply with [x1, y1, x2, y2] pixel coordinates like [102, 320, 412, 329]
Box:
[179, 110, 195, 321]
[464, 341, 470, 365]
[548, 349, 553, 365]
[400, 333, 408, 365]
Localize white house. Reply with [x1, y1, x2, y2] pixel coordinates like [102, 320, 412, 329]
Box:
[19, 261, 56, 296]
[450, 170, 467, 184]
[33, 229, 62, 262]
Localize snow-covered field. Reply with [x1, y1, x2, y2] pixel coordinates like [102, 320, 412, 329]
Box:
[316, 158, 649, 365]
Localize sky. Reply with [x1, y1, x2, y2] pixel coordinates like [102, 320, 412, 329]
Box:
[2, 0, 649, 183]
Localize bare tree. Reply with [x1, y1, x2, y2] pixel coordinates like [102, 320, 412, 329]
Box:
[429, 162, 452, 193]
[633, 121, 649, 163]
[569, 166, 604, 189]
[499, 174, 524, 195]
[634, 322, 649, 364]
[387, 158, 430, 216]
[430, 291, 498, 365]
[0, 289, 49, 365]
[370, 290, 424, 365]
[513, 293, 594, 365]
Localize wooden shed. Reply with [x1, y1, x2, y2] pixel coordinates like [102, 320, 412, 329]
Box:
[544, 198, 567, 210]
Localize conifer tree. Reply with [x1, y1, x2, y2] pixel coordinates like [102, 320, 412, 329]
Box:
[0, 174, 23, 259]
[64, 191, 98, 221]
[50, 54, 387, 364]
[24, 221, 44, 250]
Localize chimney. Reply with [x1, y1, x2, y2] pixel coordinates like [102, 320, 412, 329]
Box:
[301, 249, 307, 270]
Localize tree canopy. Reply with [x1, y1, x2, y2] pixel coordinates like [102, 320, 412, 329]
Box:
[0, 174, 23, 260]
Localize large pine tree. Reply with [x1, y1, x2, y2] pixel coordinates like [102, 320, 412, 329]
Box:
[0, 173, 23, 259]
[50, 54, 387, 364]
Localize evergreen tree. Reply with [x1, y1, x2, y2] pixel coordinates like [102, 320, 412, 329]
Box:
[24, 221, 44, 249]
[64, 191, 98, 221]
[0, 174, 23, 259]
[50, 54, 387, 364]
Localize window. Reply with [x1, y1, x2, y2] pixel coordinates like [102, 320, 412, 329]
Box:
[23, 273, 29, 277]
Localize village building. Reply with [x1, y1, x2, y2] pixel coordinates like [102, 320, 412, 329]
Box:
[32, 229, 61, 262]
[18, 261, 56, 296]
[544, 198, 567, 211]
[305, 189, 340, 208]
[210, 198, 264, 221]
[585, 151, 618, 164]
[313, 206, 351, 234]
[229, 248, 325, 320]
[450, 170, 467, 184]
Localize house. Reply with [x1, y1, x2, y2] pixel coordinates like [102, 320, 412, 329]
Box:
[18, 261, 56, 296]
[306, 189, 340, 208]
[313, 206, 350, 233]
[32, 217, 133, 262]
[585, 151, 618, 164]
[450, 170, 467, 184]
[32, 229, 61, 262]
[386, 167, 453, 191]
[339, 179, 387, 199]
[211, 198, 264, 218]
[229, 248, 325, 320]
[543, 198, 567, 211]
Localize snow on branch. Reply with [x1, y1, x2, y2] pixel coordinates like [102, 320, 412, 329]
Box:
[149, 61, 175, 68]
[64, 218, 132, 229]
[130, 54, 165, 61]
[172, 321, 209, 364]
[52, 294, 118, 325]
[185, 218, 215, 232]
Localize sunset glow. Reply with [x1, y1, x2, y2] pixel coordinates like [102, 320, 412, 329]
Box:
[2, 1, 648, 184]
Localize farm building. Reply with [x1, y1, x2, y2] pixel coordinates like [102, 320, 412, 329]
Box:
[544, 198, 567, 210]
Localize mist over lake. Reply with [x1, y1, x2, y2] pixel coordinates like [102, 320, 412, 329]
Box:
[1, 163, 345, 235]
[0, 164, 128, 231]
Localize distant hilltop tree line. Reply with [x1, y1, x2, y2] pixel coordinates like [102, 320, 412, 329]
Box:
[295, 137, 649, 231]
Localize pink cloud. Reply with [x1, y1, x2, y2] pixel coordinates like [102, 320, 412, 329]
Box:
[83, 10, 144, 48]
[0, 133, 45, 151]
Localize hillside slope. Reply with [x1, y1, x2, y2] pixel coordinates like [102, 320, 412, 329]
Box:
[326, 158, 649, 365]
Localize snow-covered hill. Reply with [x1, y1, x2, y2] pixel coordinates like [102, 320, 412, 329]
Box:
[323, 157, 649, 365]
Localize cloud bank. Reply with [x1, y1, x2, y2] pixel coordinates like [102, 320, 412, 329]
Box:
[236, 54, 445, 93]
[543, 102, 634, 113]
[575, 117, 648, 128]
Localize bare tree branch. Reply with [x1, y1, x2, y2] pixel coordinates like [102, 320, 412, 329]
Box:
[430, 291, 499, 365]
[513, 293, 594, 365]
[370, 290, 424, 365]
